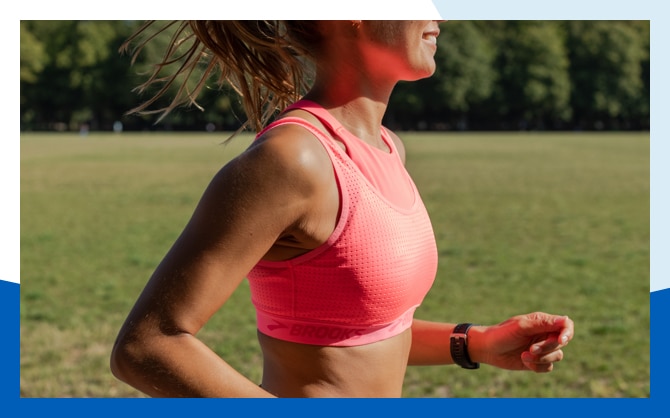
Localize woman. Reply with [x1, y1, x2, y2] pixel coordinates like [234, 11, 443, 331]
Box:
[110, 20, 574, 398]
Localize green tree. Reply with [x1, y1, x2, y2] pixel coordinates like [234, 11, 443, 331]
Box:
[20, 21, 48, 127]
[20, 20, 649, 132]
[20, 20, 141, 130]
[387, 20, 496, 130]
[483, 21, 572, 130]
[622, 20, 649, 129]
[565, 21, 647, 129]
[118, 21, 247, 131]
[20, 21, 47, 84]
[430, 20, 497, 130]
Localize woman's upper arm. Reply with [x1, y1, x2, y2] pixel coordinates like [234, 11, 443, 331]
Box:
[119, 127, 329, 338]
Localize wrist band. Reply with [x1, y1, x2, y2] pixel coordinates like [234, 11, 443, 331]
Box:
[450, 323, 480, 369]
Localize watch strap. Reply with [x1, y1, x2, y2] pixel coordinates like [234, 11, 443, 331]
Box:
[450, 323, 480, 369]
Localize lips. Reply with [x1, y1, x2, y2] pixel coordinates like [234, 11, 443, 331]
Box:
[422, 34, 438, 45]
[422, 29, 440, 45]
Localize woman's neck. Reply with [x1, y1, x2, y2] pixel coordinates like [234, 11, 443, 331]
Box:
[303, 77, 394, 147]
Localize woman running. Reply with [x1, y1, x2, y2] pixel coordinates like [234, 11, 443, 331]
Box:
[110, 20, 574, 398]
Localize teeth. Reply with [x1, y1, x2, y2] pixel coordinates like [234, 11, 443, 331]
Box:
[423, 35, 437, 44]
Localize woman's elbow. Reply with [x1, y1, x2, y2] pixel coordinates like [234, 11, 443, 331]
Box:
[110, 333, 134, 383]
[109, 328, 150, 385]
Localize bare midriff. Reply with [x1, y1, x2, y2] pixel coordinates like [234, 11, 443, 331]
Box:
[257, 327, 412, 397]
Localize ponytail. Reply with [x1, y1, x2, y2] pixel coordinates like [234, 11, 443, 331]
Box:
[121, 20, 320, 133]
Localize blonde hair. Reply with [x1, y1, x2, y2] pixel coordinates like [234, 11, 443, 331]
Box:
[121, 20, 321, 133]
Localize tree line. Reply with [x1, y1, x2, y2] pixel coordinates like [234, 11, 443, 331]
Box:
[20, 20, 649, 133]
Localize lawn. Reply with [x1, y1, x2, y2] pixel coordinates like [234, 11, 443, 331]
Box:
[19, 131, 649, 397]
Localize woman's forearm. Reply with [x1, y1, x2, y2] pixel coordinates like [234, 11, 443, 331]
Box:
[111, 331, 274, 398]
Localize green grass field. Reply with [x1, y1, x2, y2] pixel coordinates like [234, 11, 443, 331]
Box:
[19, 131, 650, 398]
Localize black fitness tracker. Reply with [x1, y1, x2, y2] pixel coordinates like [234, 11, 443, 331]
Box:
[450, 323, 480, 369]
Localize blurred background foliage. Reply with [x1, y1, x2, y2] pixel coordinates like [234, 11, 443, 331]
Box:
[20, 20, 650, 133]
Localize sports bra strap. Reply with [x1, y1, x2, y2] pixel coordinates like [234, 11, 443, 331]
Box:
[258, 116, 347, 161]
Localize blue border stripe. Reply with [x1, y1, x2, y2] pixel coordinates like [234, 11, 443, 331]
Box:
[650, 288, 668, 397]
[1, 280, 19, 398]
[4, 280, 662, 413]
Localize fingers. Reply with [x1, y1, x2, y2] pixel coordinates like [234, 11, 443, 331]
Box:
[557, 315, 575, 345]
[521, 348, 565, 373]
[529, 331, 567, 355]
[521, 329, 569, 373]
[524, 312, 573, 335]
[523, 313, 574, 347]
[546, 314, 574, 347]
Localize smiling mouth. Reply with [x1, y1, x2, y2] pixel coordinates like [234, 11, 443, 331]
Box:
[422, 31, 440, 45]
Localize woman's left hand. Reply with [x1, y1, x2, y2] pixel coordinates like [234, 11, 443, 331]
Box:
[472, 312, 574, 373]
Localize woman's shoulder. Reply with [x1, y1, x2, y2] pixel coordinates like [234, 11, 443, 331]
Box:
[236, 119, 336, 192]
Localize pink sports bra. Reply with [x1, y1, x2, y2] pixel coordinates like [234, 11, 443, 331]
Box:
[247, 100, 438, 346]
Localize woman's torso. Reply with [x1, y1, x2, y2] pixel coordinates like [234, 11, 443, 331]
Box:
[259, 328, 412, 397]
[251, 104, 436, 397]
